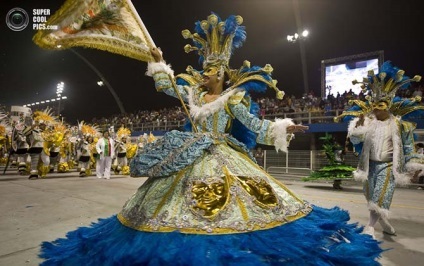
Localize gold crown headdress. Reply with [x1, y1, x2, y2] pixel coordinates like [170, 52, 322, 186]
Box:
[117, 127, 131, 140]
[148, 132, 156, 143]
[43, 123, 67, 146]
[335, 61, 422, 121]
[0, 121, 10, 150]
[353, 63, 421, 108]
[78, 121, 99, 138]
[178, 13, 284, 99]
[0, 121, 11, 137]
[33, 107, 58, 126]
[54, 123, 67, 133]
[182, 14, 243, 70]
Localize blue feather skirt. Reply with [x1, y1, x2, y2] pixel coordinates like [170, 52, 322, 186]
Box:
[41, 131, 383, 265]
[40, 206, 383, 266]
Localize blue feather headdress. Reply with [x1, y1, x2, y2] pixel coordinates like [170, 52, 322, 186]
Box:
[335, 61, 422, 123]
[178, 13, 283, 98]
[176, 13, 285, 148]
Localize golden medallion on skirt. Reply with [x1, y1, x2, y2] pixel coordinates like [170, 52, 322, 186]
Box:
[190, 179, 230, 220]
[237, 176, 278, 208]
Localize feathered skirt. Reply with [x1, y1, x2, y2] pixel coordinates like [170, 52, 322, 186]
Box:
[40, 131, 383, 265]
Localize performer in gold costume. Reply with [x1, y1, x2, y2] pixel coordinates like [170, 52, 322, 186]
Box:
[113, 127, 134, 175]
[24, 108, 58, 179]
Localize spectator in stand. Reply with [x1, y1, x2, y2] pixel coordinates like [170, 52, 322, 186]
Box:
[254, 147, 264, 167]
[324, 102, 332, 117]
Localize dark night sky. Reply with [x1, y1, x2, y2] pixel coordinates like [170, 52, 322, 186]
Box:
[1, 0, 423, 124]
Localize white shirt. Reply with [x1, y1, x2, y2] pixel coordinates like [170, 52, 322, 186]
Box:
[96, 137, 115, 158]
[369, 119, 393, 162]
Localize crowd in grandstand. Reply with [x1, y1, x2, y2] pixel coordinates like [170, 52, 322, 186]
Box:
[86, 84, 423, 131]
[2, 83, 422, 135]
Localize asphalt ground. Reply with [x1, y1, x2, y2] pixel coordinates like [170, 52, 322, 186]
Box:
[0, 169, 423, 266]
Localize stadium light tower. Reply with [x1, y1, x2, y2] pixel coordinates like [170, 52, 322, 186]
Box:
[56, 82, 64, 116]
[288, 0, 310, 95]
[287, 29, 310, 94]
[287, 30, 309, 43]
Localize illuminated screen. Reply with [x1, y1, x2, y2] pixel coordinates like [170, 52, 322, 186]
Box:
[324, 58, 379, 98]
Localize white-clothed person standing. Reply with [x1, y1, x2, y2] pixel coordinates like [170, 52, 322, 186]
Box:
[96, 131, 115, 179]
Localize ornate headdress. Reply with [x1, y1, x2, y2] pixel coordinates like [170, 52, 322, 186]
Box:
[0, 120, 10, 153]
[182, 14, 242, 69]
[78, 121, 100, 138]
[0, 120, 11, 137]
[177, 13, 284, 99]
[43, 123, 67, 147]
[147, 132, 156, 143]
[33, 107, 58, 126]
[117, 126, 131, 140]
[335, 61, 422, 122]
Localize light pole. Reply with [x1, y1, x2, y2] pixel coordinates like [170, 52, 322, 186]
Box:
[69, 48, 126, 114]
[288, 0, 309, 95]
[56, 82, 64, 116]
[287, 29, 309, 94]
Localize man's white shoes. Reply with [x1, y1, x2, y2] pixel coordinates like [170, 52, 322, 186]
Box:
[379, 218, 397, 236]
[363, 226, 376, 239]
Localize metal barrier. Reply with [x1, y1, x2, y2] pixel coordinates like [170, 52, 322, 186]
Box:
[108, 109, 424, 134]
[120, 121, 184, 132]
[264, 149, 359, 178]
[262, 109, 344, 124]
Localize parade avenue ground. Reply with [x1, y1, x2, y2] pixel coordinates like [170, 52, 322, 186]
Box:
[0, 170, 423, 266]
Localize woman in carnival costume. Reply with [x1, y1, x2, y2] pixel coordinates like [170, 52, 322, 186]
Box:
[55, 125, 73, 173]
[24, 108, 58, 179]
[113, 126, 135, 175]
[77, 121, 100, 177]
[335, 62, 423, 239]
[9, 114, 30, 174]
[40, 14, 383, 265]
[47, 123, 67, 173]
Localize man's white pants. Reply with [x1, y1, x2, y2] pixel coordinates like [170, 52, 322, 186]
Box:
[97, 156, 112, 178]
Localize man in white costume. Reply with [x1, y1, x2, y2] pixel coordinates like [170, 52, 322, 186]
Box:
[96, 130, 115, 179]
[343, 62, 424, 239]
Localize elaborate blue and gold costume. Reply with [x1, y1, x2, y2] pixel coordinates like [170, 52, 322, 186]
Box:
[338, 62, 423, 237]
[40, 14, 383, 265]
[121, 89, 310, 233]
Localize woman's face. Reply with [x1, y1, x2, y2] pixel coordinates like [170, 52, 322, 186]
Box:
[372, 101, 389, 111]
[202, 66, 220, 89]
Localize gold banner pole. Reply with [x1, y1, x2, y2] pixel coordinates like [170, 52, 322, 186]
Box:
[168, 75, 198, 133]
